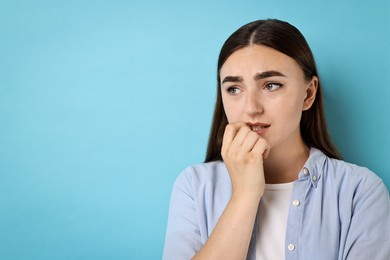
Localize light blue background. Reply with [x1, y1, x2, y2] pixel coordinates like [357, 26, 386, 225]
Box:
[1, 0, 389, 259]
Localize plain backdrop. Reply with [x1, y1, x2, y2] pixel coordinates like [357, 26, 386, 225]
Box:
[1, 0, 389, 259]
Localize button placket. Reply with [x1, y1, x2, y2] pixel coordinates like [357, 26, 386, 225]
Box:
[285, 171, 309, 257]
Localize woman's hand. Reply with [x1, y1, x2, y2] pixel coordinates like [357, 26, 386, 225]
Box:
[192, 122, 270, 259]
[221, 122, 270, 200]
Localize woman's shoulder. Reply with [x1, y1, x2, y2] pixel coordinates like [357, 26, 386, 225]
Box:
[328, 155, 379, 182]
[173, 161, 231, 190]
[310, 148, 384, 192]
[182, 160, 227, 174]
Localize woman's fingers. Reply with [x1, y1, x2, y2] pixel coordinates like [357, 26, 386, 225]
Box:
[239, 130, 262, 153]
[251, 137, 270, 159]
[221, 122, 248, 156]
[222, 122, 270, 159]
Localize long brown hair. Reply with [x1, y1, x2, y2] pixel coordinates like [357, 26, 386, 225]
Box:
[205, 19, 341, 162]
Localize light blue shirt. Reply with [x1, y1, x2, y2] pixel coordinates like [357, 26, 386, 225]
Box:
[163, 148, 390, 259]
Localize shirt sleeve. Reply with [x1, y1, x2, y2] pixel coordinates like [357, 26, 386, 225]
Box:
[343, 179, 390, 260]
[163, 169, 202, 260]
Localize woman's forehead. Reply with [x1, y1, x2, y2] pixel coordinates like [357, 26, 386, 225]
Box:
[220, 45, 302, 78]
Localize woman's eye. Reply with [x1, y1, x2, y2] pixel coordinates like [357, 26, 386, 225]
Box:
[226, 86, 241, 95]
[265, 83, 283, 91]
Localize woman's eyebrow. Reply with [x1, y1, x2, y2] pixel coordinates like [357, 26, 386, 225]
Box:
[222, 76, 243, 84]
[222, 71, 286, 84]
[254, 70, 286, 80]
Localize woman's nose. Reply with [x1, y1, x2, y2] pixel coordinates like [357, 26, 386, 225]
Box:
[245, 90, 264, 115]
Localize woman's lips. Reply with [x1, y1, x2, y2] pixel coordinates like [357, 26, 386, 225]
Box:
[247, 123, 270, 134]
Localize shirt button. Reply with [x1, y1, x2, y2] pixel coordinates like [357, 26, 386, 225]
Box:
[292, 199, 300, 207]
[288, 243, 295, 251]
[303, 167, 309, 175]
[312, 175, 317, 182]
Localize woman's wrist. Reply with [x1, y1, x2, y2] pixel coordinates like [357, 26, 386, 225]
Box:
[231, 189, 263, 206]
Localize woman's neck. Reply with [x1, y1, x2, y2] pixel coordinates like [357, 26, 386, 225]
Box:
[263, 139, 310, 184]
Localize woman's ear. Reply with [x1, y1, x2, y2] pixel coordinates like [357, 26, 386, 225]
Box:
[303, 76, 318, 111]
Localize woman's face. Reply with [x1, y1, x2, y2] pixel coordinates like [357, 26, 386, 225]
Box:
[220, 44, 317, 152]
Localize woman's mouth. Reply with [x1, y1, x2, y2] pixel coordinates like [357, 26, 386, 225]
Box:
[248, 123, 270, 134]
[251, 125, 268, 131]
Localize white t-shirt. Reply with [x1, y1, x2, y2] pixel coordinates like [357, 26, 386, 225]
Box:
[256, 182, 293, 260]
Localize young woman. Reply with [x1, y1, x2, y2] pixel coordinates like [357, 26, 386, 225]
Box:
[163, 19, 390, 260]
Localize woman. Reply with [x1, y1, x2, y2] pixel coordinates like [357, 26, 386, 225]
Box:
[163, 19, 390, 260]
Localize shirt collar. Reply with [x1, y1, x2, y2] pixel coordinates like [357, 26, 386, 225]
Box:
[297, 147, 327, 188]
